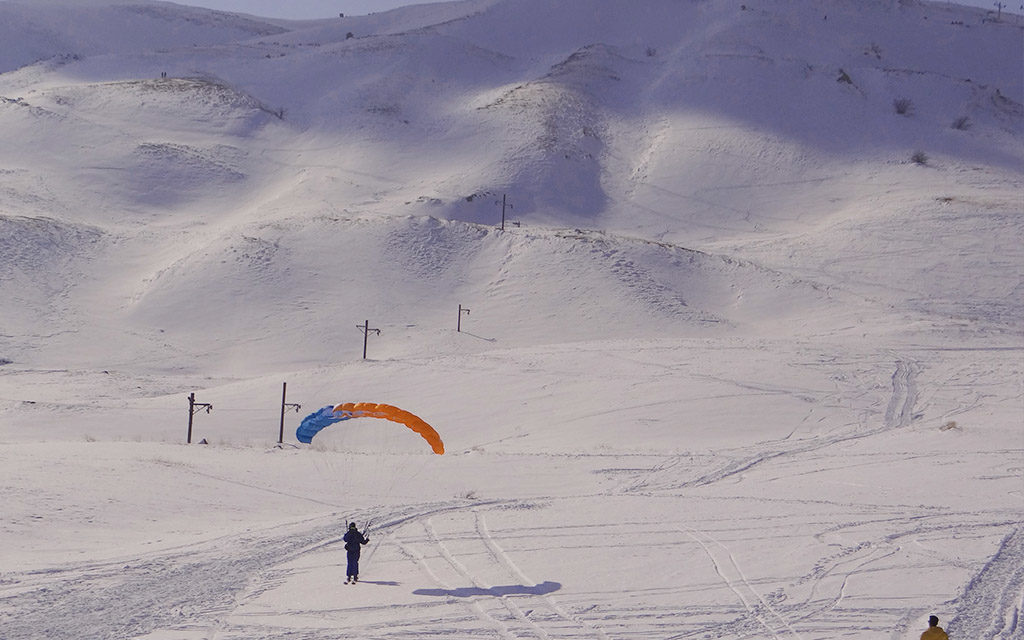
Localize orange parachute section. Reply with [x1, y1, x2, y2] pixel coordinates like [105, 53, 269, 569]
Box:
[332, 402, 445, 454]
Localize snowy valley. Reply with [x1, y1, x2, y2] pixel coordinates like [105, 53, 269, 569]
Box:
[0, 0, 1022, 638]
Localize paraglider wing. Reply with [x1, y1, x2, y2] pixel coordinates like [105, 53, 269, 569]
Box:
[296, 405, 353, 443]
[296, 402, 444, 454]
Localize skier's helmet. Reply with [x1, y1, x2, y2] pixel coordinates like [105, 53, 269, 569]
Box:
[349, 522, 357, 529]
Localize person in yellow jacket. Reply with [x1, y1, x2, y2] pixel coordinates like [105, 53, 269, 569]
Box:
[921, 615, 948, 640]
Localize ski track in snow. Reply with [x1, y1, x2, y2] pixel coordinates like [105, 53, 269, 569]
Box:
[421, 516, 521, 639]
[680, 525, 801, 640]
[948, 525, 1024, 640]
[0, 516, 341, 640]
[474, 509, 613, 640]
[625, 357, 922, 492]
[388, 507, 620, 640]
[606, 352, 1023, 640]
[884, 358, 921, 430]
[0, 501, 484, 640]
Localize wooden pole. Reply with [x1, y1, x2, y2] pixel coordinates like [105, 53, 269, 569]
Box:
[187, 392, 195, 444]
[186, 393, 212, 444]
[362, 320, 369, 359]
[278, 382, 287, 444]
[356, 320, 379, 359]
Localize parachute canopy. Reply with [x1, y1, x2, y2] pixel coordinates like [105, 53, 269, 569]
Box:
[296, 402, 444, 454]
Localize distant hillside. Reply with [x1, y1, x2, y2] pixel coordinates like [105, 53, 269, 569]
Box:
[0, 0, 289, 74]
[0, 0, 1020, 376]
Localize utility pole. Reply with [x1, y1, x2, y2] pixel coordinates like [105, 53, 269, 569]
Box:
[497, 193, 513, 230]
[458, 304, 471, 332]
[187, 392, 212, 444]
[357, 320, 380, 359]
[278, 382, 301, 444]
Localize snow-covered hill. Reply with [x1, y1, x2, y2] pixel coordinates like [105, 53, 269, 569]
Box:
[0, 1, 1021, 639]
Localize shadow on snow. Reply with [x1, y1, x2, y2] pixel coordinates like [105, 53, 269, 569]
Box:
[413, 580, 561, 598]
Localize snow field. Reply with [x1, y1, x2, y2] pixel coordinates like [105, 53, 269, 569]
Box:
[1, 0, 1022, 638]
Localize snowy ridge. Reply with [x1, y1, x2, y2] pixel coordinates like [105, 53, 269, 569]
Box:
[0, 1, 1022, 638]
[0, 0, 288, 75]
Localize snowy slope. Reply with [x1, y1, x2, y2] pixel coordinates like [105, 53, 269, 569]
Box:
[0, 0, 289, 74]
[0, 1, 1022, 639]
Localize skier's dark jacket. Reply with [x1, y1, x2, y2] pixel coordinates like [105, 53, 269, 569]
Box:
[344, 529, 369, 555]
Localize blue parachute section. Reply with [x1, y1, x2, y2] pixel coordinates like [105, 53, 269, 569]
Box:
[296, 405, 352, 443]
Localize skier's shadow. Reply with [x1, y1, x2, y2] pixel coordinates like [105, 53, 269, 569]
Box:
[413, 580, 561, 598]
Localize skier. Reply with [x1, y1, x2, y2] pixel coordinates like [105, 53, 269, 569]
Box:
[921, 615, 949, 640]
[343, 522, 369, 583]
